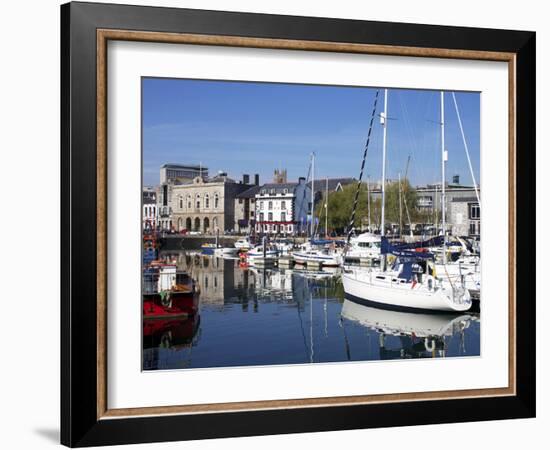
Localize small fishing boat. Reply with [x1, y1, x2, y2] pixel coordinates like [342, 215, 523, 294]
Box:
[143, 264, 199, 319]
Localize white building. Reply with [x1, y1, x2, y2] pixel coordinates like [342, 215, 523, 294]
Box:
[142, 188, 157, 230]
[254, 178, 310, 235]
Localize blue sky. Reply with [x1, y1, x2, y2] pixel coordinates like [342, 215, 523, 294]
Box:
[142, 78, 480, 188]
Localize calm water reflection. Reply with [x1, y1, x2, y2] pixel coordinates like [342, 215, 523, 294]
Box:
[143, 251, 480, 370]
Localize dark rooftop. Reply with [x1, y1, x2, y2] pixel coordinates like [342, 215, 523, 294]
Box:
[308, 177, 356, 192]
[236, 185, 262, 198]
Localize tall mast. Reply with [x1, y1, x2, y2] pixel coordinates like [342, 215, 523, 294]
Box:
[325, 177, 329, 238]
[367, 175, 371, 232]
[398, 172, 403, 238]
[381, 89, 388, 238]
[440, 91, 447, 264]
[310, 152, 315, 238]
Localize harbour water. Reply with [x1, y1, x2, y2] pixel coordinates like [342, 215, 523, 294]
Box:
[143, 251, 480, 371]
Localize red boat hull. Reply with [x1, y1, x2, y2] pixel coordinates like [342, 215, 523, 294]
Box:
[143, 291, 198, 319]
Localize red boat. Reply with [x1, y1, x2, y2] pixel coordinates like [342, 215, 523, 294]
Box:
[143, 269, 199, 319]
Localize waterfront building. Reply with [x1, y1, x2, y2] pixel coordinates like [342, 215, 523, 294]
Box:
[170, 172, 254, 234]
[234, 181, 261, 234]
[368, 175, 480, 236]
[254, 177, 310, 235]
[449, 197, 480, 237]
[142, 187, 157, 230]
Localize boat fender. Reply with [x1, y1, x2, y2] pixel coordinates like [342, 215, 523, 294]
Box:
[160, 291, 171, 307]
[424, 338, 436, 352]
[427, 276, 434, 291]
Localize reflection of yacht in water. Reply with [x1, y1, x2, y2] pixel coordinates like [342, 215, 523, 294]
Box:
[341, 298, 475, 359]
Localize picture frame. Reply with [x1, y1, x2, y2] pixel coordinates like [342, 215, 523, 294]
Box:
[60, 1, 535, 447]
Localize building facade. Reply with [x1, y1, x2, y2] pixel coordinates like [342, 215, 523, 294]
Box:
[254, 178, 310, 235]
[142, 187, 157, 230]
[449, 197, 480, 237]
[170, 173, 253, 234]
[234, 185, 260, 234]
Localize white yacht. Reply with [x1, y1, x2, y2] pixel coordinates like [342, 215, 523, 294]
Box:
[292, 241, 343, 267]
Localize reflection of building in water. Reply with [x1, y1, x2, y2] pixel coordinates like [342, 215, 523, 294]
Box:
[341, 299, 474, 359]
[159, 252, 342, 309]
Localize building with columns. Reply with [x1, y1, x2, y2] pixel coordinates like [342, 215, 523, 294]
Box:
[170, 172, 254, 234]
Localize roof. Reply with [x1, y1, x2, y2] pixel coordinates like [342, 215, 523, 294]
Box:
[257, 182, 301, 195]
[236, 185, 262, 198]
[308, 177, 356, 192]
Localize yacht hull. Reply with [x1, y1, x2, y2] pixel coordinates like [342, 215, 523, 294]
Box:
[342, 270, 471, 313]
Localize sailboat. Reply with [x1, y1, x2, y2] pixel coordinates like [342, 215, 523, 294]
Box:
[342, 89, 471, 313]
[292, 153, 343, 267]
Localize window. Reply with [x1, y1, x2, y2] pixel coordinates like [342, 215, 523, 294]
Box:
[268, 212, 273, 221]
[250, 211, 255, 217]
[283, 188, 288, 194]
[259, 213, 264, 222]
[205, 194, 210, 208]
[178, 196, 183, 209]
[187, 195, 191, 209]
[260, 201, 264, 209]
[261, 189, 266, 195]
[469, 203, 480, 220]
[270, 188, 275, 195]
[238, 198, 243, 204]
[281, 201, 286, 210]
[214, 193, 219, 209]
[196, 194, 201, 209]
[268, 201, 273, 210]
[281, 212, 286, 222]
[287, 225, 292, 232]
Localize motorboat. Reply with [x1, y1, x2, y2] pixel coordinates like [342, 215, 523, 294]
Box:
[292, 240, 342, 267]
[344, 232, 381, 262]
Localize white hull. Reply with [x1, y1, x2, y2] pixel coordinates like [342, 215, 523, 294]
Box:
[213, 247, 238, 257]
[342, 268, 471, 313]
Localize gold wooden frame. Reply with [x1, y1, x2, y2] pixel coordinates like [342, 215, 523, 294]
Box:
[96, 29, 516, 420]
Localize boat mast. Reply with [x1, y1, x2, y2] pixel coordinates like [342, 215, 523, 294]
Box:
[398, 172, 403, 238]
[367, 175, 371, 232]
[440, 91, 447, 264]
[381, 89, 388, 269]
[310, 152, 315, 238]
[325, 176, 329, 238]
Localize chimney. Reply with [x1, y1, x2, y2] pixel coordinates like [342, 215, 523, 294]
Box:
[254, 174, 260, 185]
[243, 174, 250, 184]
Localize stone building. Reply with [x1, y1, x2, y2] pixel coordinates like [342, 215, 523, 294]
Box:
[170, 173, 254, 234]
[448, 197, 480, 237]
[254, 178, 310, 235]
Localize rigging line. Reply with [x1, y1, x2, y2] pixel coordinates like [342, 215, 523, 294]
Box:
[346, 89, 380, 247]
[451, 92, 481, 206]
